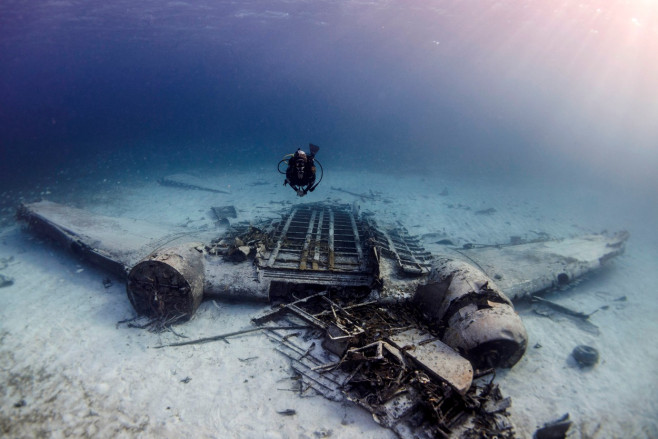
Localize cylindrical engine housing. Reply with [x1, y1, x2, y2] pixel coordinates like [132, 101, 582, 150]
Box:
[414, 258, 528, 369]
[127, 242, 205, 321]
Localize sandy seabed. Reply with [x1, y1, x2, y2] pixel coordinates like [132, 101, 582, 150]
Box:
[1, 166, 657, 439]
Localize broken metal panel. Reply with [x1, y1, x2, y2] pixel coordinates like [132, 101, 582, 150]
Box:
[266, 208, 297, 267]
[528, 296, 600, 335]
[159, 174, 230, 194]
[324, 323, 353, 356]
[452, 231, 629, 301]
[211, 205, 237, 222]
[253, 292, 364, 355]
[253, 297, 329, 330]
[16, 201, 197, 277]
[261, 270, 372, 288]
[387, 328, 473, 395]
[265, 329, 348, 402]
[366, 219, 434, 276]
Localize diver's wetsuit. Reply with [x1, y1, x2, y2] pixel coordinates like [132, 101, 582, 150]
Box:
[285, 152, 316, 195]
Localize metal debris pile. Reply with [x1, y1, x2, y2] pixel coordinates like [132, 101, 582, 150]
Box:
[0, 256, 14, 288]
[254, 291, 516, 439]
[205, 222, 275, 261]
[211, 205, 238, 226]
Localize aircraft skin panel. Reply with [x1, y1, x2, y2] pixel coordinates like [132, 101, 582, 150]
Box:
[451, 232, 628, 300]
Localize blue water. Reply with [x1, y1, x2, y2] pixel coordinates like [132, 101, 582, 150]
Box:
[0, 1, 656, 226]
[3, 1, 656, 191]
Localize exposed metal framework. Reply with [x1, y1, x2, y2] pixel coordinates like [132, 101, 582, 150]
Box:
[256, 203, 433, 288]
[367, 220, 434, 275]
[258, 204, 373, 287]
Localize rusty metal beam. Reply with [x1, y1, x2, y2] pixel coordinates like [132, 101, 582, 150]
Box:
[267, 208, 297, 267]
[313, 209, 325, 270]
[299, 210, 318, 270]
[349, 210, 365, 270]
[329, 208, 335, 270]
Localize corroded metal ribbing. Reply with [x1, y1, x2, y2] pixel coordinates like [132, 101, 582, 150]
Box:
[329, 208, 335, 270]
[313, 209, 325, 270]
[349, 210, 364, 269]
[287, 304, 328, 329]
[300, 210, 318, 270]
[391, 234, 423, 268]
[267, 208, 297, 267]
[381, 228, 404, 268]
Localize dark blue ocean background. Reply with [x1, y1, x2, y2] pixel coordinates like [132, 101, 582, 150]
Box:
[1, 1, 657, 209]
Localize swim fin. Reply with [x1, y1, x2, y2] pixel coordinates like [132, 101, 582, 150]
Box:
[309, 143, 320, 155]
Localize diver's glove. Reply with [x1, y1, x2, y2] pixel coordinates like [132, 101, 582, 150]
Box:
[283, 179, 288, 186]
[297, 189, 305, 197]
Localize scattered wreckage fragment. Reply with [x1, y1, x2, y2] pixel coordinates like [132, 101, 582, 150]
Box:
[533, 413, 572, 439]
[388, 329, 473, 395]
[158, 173, 231, 194]
[0, 257, 13, 288]
[211, 205, 237, 226]
[253, 293, 513, 438]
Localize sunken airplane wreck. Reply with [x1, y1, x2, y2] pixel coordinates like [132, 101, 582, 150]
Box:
[17, 199, 628, 438]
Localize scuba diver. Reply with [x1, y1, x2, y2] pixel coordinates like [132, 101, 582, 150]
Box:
[280, 143, 322, 197]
